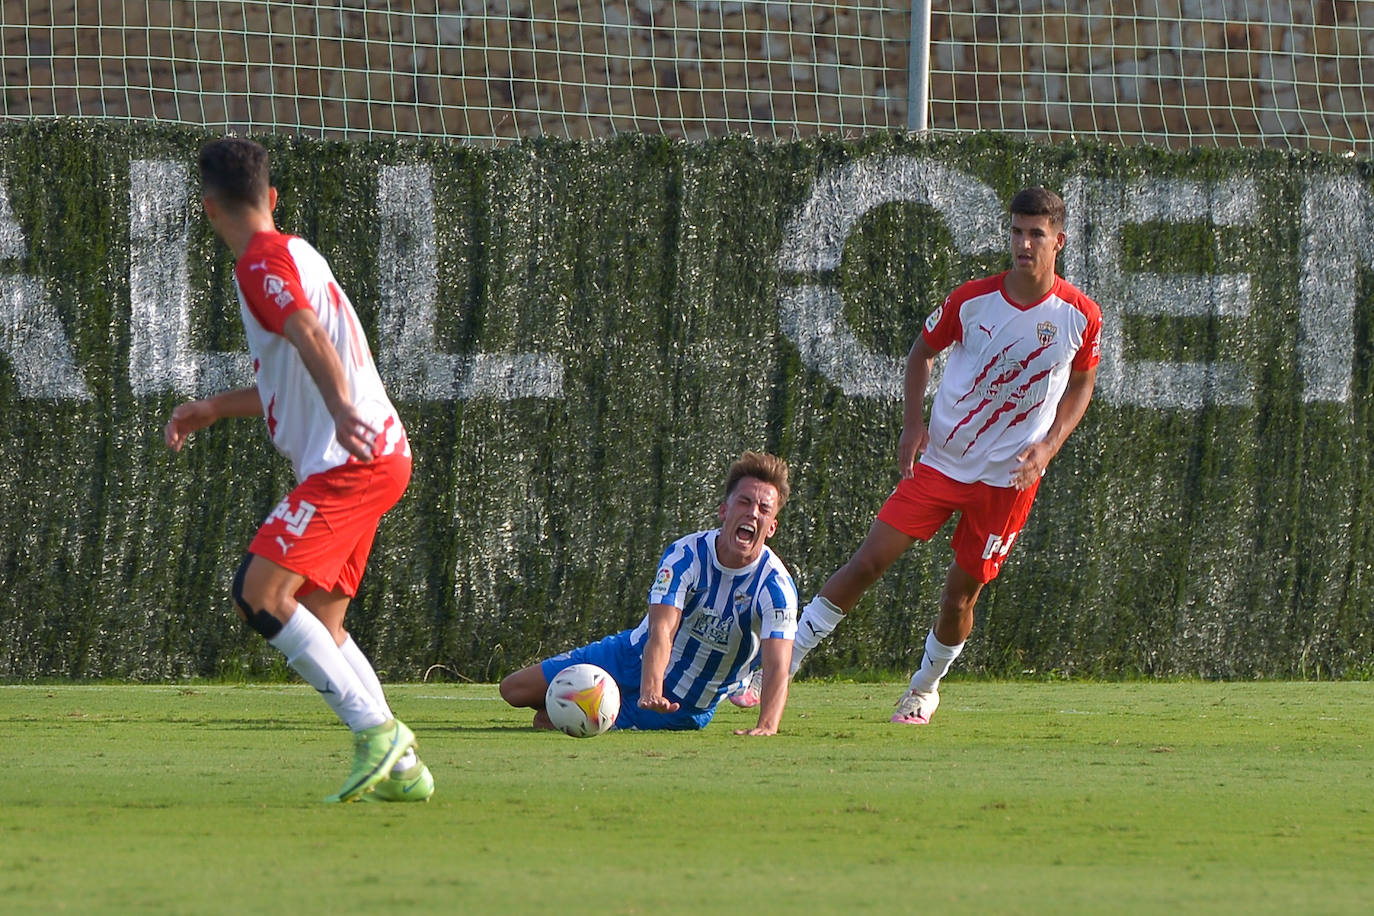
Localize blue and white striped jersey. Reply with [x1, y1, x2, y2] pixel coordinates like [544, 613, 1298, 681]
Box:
[631, 529, 798, 710]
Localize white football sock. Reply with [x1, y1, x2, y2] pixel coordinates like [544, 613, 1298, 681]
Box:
[339, 634, 416, 774]
[340, 635, 394, 719]
[269, 607, 389, 732]
[907, 629, 965, 695]
[790, 595, 846, 677]
[392, 746, 418, 773]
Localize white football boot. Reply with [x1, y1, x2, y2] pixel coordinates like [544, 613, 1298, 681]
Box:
[890, 688, 939, 725]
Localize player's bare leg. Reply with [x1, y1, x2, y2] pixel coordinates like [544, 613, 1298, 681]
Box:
[790, 520, 915, 675]
[298, 585, 350, 643]
[499, 663, 550, 708]
[296, 584, 431, 799]
[297, 585, 400, 727]
[233, 553, 310, 631]
[499, 663, 560, 729]
[933, 561, 982, 646]
[232, 554, 409, 801]
[819, 519, 917, 611]
[892, 561, 983, 725]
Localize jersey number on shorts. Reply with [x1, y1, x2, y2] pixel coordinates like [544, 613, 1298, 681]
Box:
[982, 532, 1017, 560]
[266, 498, 318, 537]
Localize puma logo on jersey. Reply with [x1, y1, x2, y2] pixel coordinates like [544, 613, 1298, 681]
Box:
[247, 259, 268, 272]
[978, 323, 995, 338]
[275, 536, 292, 555]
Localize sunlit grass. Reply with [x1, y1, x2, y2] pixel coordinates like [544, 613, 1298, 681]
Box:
[3, 681, 1371, 914]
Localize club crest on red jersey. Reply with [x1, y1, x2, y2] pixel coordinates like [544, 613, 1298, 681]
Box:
[1037, 321, 1058, 346]
[262, 273, 295, 310]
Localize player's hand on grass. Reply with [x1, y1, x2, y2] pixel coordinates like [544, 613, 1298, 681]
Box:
[332, 406, 380, 462]
[164, 400, 218, 452]
[636, 693, 679, 713]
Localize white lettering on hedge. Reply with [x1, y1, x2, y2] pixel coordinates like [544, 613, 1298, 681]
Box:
[128, 159, 251, 396]
[5, 156, 1371, 409]
[1299, 175, 1374, 403]
[1061, 176, 1257, 408]
[377, 164, 563, 400]
[0, 173, 91, 399]
[775, 156, 1003, 399]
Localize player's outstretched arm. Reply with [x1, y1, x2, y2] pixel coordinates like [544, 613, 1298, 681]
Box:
[637, 603, 681, 713]
[164, 387, 262, 452]
[281, 310, 379, 462]
[1010, 365, 1097, 490]
[736, 637, 791, 736]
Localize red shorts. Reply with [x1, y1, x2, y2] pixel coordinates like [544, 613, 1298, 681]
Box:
[248, 453, 411, 598]
[876, 463, 1040, 583]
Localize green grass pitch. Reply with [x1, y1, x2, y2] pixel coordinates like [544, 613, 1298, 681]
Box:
[3, 681, 1371, 914]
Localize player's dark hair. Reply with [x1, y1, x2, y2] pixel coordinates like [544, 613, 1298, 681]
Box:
[199, 137, 270, 209]
[725, 451, 790, 509]
[1009, 186, 1066, 229]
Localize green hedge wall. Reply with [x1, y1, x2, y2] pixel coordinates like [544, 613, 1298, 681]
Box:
[1, 121, 1371, 681]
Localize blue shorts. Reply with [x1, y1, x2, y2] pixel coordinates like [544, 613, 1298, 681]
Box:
[540, 630, 716, 731]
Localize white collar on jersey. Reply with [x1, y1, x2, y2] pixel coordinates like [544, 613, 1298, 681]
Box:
[706, 529, 766, 576]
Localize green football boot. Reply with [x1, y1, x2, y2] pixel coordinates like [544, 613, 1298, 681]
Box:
[325, 718, 415, 803]
[368, 761, 435, 802]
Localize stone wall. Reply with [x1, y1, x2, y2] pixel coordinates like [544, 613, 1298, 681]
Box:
[1, 2, 1370, 150]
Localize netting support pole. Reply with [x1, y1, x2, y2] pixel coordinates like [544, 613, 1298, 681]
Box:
[907, 0, 932, 132]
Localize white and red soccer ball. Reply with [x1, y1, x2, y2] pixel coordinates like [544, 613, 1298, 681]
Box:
[545, 663, 620, 738]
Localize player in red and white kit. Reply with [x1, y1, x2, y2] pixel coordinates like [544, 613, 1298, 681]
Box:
[785, 187, 1101, 724]
[164, 137, 431, 802]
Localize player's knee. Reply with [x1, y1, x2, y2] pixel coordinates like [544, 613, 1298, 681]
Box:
[231, 554, 284, 639]
[940, 567, 983, 611]
[499, 669, 538, 707]
[242, 608, 284, 639]
[498, 673, 519, 706]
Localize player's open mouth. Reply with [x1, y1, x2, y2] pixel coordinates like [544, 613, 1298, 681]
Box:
[735, 523, 756, 542]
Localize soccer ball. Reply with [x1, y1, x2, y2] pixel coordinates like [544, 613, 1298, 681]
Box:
[545, 663, 620, 737]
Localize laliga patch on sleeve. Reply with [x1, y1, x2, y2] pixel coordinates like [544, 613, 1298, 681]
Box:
[649, 566, 673, 600]
[924, 305, 943, 333]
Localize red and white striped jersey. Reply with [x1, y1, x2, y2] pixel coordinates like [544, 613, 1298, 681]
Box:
[234, 230, 408, 483]
[920, 271, 1100, 487]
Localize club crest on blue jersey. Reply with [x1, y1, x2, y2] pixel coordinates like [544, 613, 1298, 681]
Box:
[636, 529, 799, 710]
[689, 610, 733, 646]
